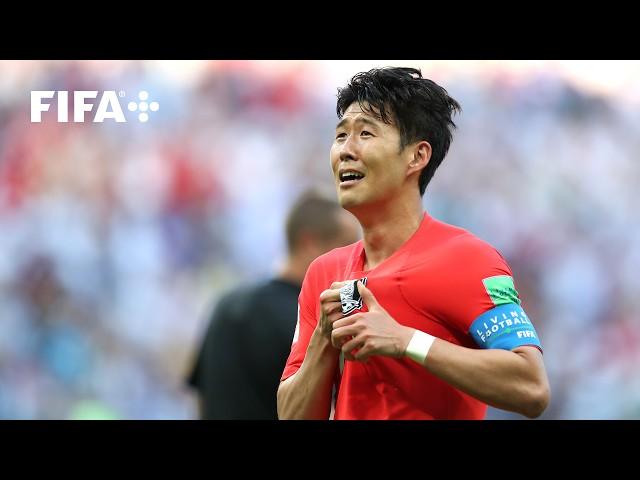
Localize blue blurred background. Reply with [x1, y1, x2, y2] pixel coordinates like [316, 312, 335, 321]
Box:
[1, 60, 639, 419]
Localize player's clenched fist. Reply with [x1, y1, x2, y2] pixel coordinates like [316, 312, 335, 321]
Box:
[317, 281, 350, 340]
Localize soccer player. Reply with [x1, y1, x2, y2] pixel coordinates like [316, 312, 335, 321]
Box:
[277, 67, 550, 420]
[188, 191, 359, 419]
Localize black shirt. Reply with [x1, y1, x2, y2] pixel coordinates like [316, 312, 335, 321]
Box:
[188, 278, 300, 419]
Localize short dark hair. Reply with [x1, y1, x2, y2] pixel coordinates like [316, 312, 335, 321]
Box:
[336, 67, 461, 196]
[285, 190, 344, 253]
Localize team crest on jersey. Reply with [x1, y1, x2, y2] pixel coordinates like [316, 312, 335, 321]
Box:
[339, 277, 368, 315]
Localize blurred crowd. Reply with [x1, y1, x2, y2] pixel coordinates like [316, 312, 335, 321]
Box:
[0, 60, 638, 419]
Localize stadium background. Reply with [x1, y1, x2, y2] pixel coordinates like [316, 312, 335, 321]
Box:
[0, 60, 638, 419]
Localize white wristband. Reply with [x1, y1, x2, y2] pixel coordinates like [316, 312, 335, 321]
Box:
[405, 330, 435, 365]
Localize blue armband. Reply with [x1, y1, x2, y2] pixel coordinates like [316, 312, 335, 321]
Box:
[469, 303, 542, 351]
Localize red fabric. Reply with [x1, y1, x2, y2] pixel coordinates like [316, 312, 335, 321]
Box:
[282, 212, 516, 420]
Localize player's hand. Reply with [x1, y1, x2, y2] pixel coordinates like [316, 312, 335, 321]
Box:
[317, 281, 350, 341]
[331, 281, 414, 362]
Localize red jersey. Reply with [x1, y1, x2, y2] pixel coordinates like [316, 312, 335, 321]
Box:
[282, 212, 527, 419]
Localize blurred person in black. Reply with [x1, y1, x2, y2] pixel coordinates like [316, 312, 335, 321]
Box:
[187, 190, 360, 419]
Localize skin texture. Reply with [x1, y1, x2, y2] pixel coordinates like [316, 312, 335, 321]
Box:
[277, 102, 550, 419]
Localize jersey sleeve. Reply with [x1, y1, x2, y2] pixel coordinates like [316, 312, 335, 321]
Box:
[280, 257, 322, 382]
[443, 237, 543, 353]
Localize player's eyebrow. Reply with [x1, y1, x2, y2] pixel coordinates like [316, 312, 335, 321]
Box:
[335, 116, 380, 131]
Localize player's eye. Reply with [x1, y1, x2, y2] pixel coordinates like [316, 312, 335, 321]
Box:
[361, 131, 372, 137]
[336, 132, 347, 140]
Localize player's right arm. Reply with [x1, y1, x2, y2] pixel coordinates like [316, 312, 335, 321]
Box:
[277, 282, 346, 420]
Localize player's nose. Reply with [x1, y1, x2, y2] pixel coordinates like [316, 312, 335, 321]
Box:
[338, 134, 359, 163]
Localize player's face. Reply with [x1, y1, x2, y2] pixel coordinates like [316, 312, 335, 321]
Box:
[330, 103, 411, 211]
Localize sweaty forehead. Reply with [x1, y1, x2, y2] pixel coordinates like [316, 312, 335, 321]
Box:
[343, 102, 381, 119]
[339, 102, 395, 128]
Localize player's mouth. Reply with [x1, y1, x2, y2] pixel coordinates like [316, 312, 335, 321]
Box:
[339, 170, 365, 188]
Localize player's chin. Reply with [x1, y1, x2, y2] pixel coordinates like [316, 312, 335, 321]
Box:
[337, 191, 361, 209]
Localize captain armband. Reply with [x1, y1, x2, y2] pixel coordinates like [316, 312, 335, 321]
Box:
[469, 303, 542, 352]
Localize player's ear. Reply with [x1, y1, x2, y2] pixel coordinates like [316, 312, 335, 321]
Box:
[407, 141, 431, 177]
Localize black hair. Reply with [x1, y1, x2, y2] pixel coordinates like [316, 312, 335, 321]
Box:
[336, 67, 461, 195]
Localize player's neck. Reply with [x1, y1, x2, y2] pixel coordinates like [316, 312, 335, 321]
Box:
[277, 254, 307, 287]
[358, 197, 424, 271]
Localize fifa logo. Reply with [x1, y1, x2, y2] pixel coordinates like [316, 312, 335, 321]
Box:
[30, 90, 159, 123]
